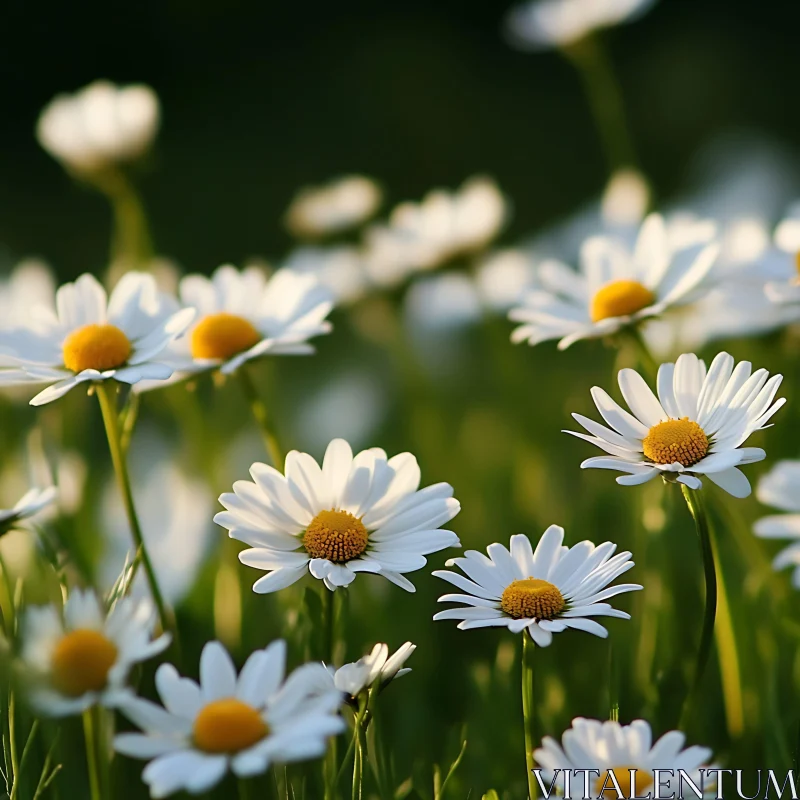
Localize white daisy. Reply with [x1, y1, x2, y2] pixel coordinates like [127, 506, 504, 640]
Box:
[37, 80, 160, 174]
[362, 177, 507, 287]
[114, 640, 344, 798]
[509, 213, 719, 350]
[534, 717, 715, 799]
[20, 588, 170, 717]
[285, 175, 382, 239]
[214, 438, 461, 593]
[504, 0, 658, 52]
[0, 260, 56, 334]
[284, 245, 370, 305]
[433, 526, 640, 646]
[0, 272, 194, 406]
[329, 642, 415, 701]
[754, 460, 800, 589]
[567, 351, 785, 498]
[160, 264, 333, 379]
[0, 486, 57, 535]
[765, 202, 800, 305]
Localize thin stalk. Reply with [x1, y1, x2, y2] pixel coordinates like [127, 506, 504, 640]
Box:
[521, 634, 537, 800]
[712, 534, 744, 737]
[96, 382, 169, 633]
[91, 168, 154, 271]
[238, 366, 285, 468]
[82, 709, 103, 800]
[562, 35, 639, 173]
[323, 588, 340, 800]
[9, 720, 39, 800]
[680, 486, 717, 727]
[8, 694, 19, 794]
[239, 778, 255, 800]
[351, 710, 364, 800]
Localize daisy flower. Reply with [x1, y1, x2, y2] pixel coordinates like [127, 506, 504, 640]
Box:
[765, 202, 800, 305]
[329, 642, 415, 702]
[566, 351, 785, 498]
[160, 264, 333, 379]
[754, 460, 800, 588]
[37, 80, 160, 175]
[504, 0, 659, 52]
[214, 438, 460, 592]
[0, 486, 57, 535]
[433, 526, 640, 646]
[509, 213, 719, 350]
[362, 177, 507, 287]
[0, 272, 194, 406]
[285, 175, 382, 239]
[20, 588, 170, 717]
[0, 260, 56, 335]
[114, 640, 344, 797]
[534, 717, 715, 799]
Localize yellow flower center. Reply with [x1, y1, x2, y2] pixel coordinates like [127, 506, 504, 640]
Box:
[303, 509, 369, 563]
[500, 578, 564, 620]
[62, 324, 132, 373]
[595, 767, 653, 799]
[795, 251, 800, 277]
[51, 629, 118, 697]
[193, 698, 269, 754]
[190, 312, 262, 360]
[642, 417, 709, 467]
[590, 279, 655, 323]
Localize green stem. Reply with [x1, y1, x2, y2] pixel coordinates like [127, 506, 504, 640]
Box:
[680, 485, 717, 727]
[351, 711, 364, 800]
[9, 720, 39, 800]
[324, 587, 340, 800]
[521, 634, 537, 800]
[90, 168, 153, 270]
[562, 34, 639, 173]
[82, 709, 103, 800]
[238, 367, 285, 468]
[712, 531, 744, 737]
[96, 382, 169, 633]
[8, 693, 19, 793]
[238, 778, 255, 800]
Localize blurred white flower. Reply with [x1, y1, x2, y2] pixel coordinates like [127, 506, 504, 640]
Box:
[0, 260, 56, 332]
[601, 168, 651, 227]
[363, 177, 507, 286]
[754, 461, 800, 589]
[404, 273, 482, 333]
[100, 451, 214, 606]
[115, 640, 344, 796]
[293, 370, 386, 452]
[284, 246, 369, 304]
[535, 718, 714, 798]
[37, 81, 160, 174]
[20, 589, 169, 717]
[434, 526, 640, 645]
[510, 213, 718, 350]
[0, 272, 193, 406]
[329, 642, 415, 700]
[765, 202, 800, 305]
[215, 438, 460, 593]
[504, 0, 658, 51]
[286, 175, 382, 238]
[567, 352, 784, 498]
[0, 486, 57, 535]
[474, 249, 538, 312]
[161, 265, 333, 379]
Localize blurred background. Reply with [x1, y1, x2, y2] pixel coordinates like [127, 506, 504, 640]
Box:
[3, 0, 800, 272]
[2, 0, 800, 797]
